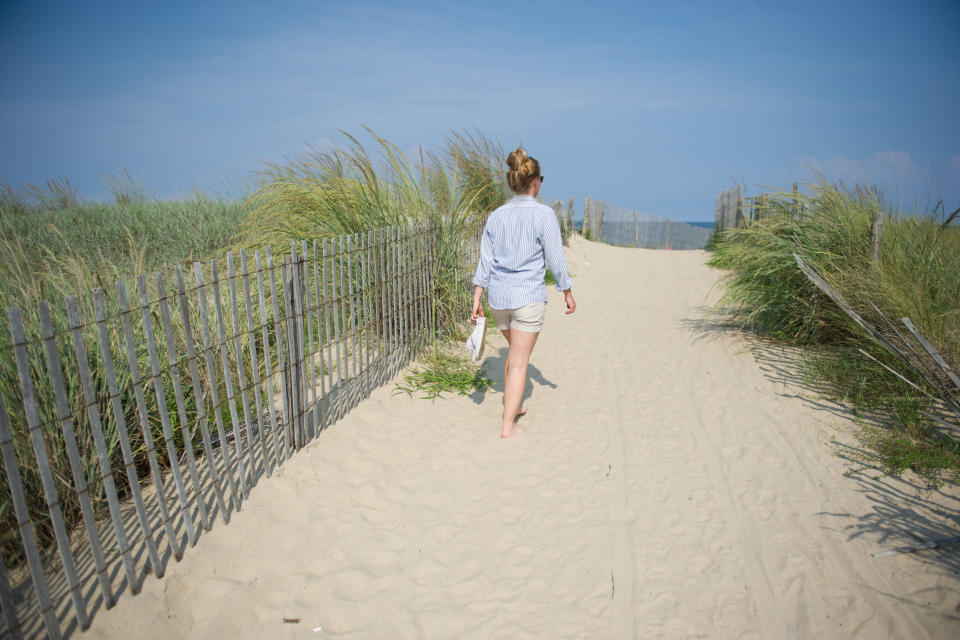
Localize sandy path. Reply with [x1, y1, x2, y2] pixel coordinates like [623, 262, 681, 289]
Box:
[82, 236, 960, 639]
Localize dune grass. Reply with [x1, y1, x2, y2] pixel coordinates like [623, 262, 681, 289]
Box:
[0, 128, 508, 565]
[0, 179, 249, 562]
[709, 181, 960, 481]
[241, 128, 510, 338]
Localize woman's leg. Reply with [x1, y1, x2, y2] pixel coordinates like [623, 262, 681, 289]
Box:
[501, 328, 539, 438]
[499, 328, 528, 418]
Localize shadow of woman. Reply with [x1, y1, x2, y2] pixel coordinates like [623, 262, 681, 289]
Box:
[470, 346, 557, 409]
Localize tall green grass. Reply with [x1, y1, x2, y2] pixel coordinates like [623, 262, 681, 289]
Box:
[0, 128, 507, 565]
[241, 128, 509, 336]
[710, 181, 960, 480]
[0, 180, 249, 562]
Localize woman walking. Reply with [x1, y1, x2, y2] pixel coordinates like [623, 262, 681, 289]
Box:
[471, 147, 576, 438]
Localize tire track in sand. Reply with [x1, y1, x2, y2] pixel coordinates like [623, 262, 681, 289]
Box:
[604, 361, 636, 638]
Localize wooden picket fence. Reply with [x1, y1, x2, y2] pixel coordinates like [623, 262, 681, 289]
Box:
[582, 198, 713, 250]
[0, 222, 450, 639]
[715, 184, 805, 233]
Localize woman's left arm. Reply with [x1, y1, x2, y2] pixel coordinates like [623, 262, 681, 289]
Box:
[542, 212, 573, 292]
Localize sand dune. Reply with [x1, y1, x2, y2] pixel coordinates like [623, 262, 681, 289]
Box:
[82, 235, 960, 639]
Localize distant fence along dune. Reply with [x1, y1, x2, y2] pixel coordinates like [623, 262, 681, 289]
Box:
[574, 198, 713, 250]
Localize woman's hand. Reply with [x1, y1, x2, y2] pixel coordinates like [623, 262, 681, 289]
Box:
[471, 286, 485, 325]
[564, 290, 576, 315]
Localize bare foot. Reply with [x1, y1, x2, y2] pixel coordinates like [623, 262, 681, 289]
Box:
[501, 425, 526, 439]
[517, 405, 528, 417]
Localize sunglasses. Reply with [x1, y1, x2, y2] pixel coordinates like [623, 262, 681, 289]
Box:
[539, 175, 545, 183]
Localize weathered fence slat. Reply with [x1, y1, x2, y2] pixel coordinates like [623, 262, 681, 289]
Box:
[376, 229, 388, 388]
[321, 239, 334, 429]
[192, 264, 242, 513]
[345, 235, 357, 408]
[241, 250, 271, 478]
[209, 261, 249, 500]
[136, 276, 198, 549]
[302, 240, 317, 438]
[66, 296, 140, 593]
[116, 280, 182, 560]
[400, 226, 409, 362]
[411, 225, 421, 352]
[0, 387, 61, 640]
[350, 233, 361, 403]
[9, 307, 90, 629]
[288, 246, 302, 445]
[313, 240, 328, 430]
[38, 302, 115, 607]
[94, 289, 164, 576]
[390, 227, 401, 377]
[155, 274, 210, 532]
[364, 230, 375, 397]
[176, 266, 231, 524]
[226, 254, 257, 482]
[344, 234, 354, 411]
[282, 256, 297, 450]
[254, 251, 281, 474]
[402, 225, 412, 355]
[383, 227, 394, 380]
[902, 317, 960, 392]
[294, 247, 308, 443]
[396, 226, 405, 373]
[266, 247, 289, 462]
[416, 224, 425, 348]
[335, 236, 346, 420]
[286, 251, 305, 449]
[284, 254, 298, 449]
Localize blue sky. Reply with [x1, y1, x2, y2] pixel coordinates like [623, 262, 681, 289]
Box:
[1, 0, 958, 221]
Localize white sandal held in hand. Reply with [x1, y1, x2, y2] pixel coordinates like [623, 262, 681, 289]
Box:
[465, 317, 486, 362]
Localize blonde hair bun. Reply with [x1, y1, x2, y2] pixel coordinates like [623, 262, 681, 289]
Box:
[506, 147, 540, 193]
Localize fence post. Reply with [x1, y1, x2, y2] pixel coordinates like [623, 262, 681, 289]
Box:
[567, 197, 574, 237]
[583, 197, 592, 238]
[596, 202, 604, 241]
[739, 186, 745, 228]
[664, 219, 670, 248]
[633, 212, 639, 247]
[283, 254, 304, 451]
[715, 193, 723, 233]
[871, 211, 883, 261]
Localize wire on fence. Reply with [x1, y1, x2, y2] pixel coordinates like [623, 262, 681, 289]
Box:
[0, 222, 440, 639]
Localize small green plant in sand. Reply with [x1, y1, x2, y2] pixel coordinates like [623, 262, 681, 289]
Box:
[395, 347, 493, 400]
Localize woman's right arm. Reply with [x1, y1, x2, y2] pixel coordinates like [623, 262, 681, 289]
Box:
[471, 286, 485, 325]
[471, 223, 493, 324]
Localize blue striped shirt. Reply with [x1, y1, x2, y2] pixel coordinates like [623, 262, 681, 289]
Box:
[472, 195, 574, 310]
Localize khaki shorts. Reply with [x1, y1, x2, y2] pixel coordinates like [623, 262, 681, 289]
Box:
[490, 301, 547, 333]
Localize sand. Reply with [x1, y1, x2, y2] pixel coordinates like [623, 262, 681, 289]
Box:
[81, 235, 960, 639]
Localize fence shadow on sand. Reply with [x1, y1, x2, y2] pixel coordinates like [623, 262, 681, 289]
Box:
[681, 307, 960, 584]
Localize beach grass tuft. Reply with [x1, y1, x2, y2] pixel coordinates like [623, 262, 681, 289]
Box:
[241, 127, 509, 338]
[709, 180, 960, 481]
[394, 347, 493, 400]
